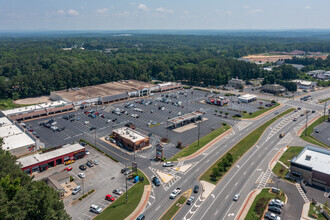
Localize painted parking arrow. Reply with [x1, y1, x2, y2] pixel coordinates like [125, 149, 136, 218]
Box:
[228, 213, 235, 217]
[211, 194, 215, 198]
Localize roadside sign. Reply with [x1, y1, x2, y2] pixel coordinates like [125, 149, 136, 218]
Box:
[132, 162, 137, 172]
[156, 144, 164, 159]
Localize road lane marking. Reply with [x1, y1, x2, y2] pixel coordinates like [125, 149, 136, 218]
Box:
[156, 205, 161, 211]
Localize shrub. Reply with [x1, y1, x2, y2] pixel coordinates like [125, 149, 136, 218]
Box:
[225, 112, 229, 116]
[226, 153, 233, 163]
[222, 122, 227, 126]
[249, 112, 252, 115]
[70, 176, 74, 182]
[259, 106, 264, 109]
[243, 111, 247, 113]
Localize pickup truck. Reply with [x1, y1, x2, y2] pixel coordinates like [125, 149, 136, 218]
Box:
[170, 188, 181, 199]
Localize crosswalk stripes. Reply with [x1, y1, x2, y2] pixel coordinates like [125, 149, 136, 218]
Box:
[296, 184, 309, 203]
[236, 121, 253, 131]
[257, 169, 272, 189]
[149, 167, 181, 191]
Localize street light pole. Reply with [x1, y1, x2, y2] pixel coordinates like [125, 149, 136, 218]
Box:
[125, 163, 128, 204]
[198, 120, 200, 146]
[305, 111, 309, 136]
[324, 100, 327, 121]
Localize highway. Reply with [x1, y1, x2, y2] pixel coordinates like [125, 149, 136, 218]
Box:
[140, 88, 329, 220]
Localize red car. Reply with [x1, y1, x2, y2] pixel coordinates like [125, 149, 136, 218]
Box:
[64, 167, 73, 171]
[105, 194, 115, 202]
[28, 129, 34, 132]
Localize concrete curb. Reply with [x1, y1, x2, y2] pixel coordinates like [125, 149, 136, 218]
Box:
[177, 127, 233, 161]
[240, 103, 284, 121]
[269, 145, 289, 170]
[125, 169, 151, 220]
[296, 114, 321, 136]
[301, 202, 314, 220]
[235, 189, 261, 220]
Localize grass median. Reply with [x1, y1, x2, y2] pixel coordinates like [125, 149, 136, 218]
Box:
[319, 97, 330, 103]
[246, 188, 285, 220]
[201, 108, 295, 184]
[300, 115, 329, 148]
[160, 195, 188, 220]
[169, 124, 231, 161]
[232, 103, 280, 119]
[95, 169, 149, 220]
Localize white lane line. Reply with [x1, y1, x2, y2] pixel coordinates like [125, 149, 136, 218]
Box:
[156, 205, 161, 211]
[214, 210, 219, 216]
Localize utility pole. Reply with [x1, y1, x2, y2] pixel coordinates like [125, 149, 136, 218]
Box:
[94, 128, 97, 148]
[82, 177, 85, 195]
[198, 120, 201, 146]
[305, 110, 309, 136]
[324, 100, 327, 121]
[125, 163, 128, 203]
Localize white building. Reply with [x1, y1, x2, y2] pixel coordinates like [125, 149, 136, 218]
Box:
[238, 94, 257, 103]
[292, 80, 317, 90]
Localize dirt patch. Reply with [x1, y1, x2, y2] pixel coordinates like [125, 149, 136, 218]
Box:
[14, 96, 51, 105]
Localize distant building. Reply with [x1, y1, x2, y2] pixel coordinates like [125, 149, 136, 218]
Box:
[306, 70, 326, 77]
[290, 145, 330, 189]
[167, 111, 204, 129]
[112, 127, 150, 151]
[44, 172, 70, 197]
[292, 80, 317, 90]
[228, 77, 245, 89]
[238, 94, 257, 103]
[262, 84, 286, 94]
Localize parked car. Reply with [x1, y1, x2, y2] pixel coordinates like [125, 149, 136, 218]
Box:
[193, 185, 199, 193]
[65, 160, 75, 165]
[113, 189, 123, 195]
[136, 214, 145, 220]
[105, 194, 115, 202]
[78, 173, 85, 178]
[124, 169, 133, 175]
[85, 151, 90, 155]
[187, 196, 195, 205]
[163, 162, 174, 167]
[315, 129, 320, 133]
[64, 167, 72, 171]
[270, 199, 284, 207]
[233, 194, 240, 201]
[72, 186, 82, 195]
[268, 206, 281, 214]
[90, 126, 97, 130]
[79, 164, 87, 170]
[293, 118, 297, 121]
[90, 204, 102, 214]
[86, 161, 94, 167]
[152, 177, 160, 186]
[94, 160, 99, 165]
[265, 211, 281, 220]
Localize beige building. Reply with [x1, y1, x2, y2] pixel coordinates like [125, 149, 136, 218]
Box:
[112, 127, 150, 151]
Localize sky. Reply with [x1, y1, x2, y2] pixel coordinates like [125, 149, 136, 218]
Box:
[1, 0, 330, 31]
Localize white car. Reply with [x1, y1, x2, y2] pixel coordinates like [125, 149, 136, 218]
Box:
[271, 199, 284, 207]
[163, 162, 174, 167]
[113, 189, 123, 195]
[78, 173, 85, 178]
[233, 194, 240, 201]
[170, 188, 181, 199]
[90, 204, 102, 214]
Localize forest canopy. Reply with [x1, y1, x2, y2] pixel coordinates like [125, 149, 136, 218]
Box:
[0, 33, 330, 99]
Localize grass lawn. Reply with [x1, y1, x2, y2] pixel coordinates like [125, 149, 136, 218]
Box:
[0, 99, 29, 110]
[169, 124, 231, 161]
[95, 170, 150, 220]
[160, 195, 188, 220]
[272, 163, 288, 179]
[279, 146, 304, 167]
[246, 188, 286, 220]
[308, 203, 327, 220]
[319, 98, 330, 104]
[201, 108, 295, 184]
[300, 115, 329, 148]
[232, 103, 280, 119]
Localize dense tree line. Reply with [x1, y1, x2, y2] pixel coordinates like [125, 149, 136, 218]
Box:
[0, 139, 70, 219]
[0, 34, 330, 99]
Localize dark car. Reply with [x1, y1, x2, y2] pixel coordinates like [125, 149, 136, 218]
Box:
[90, 126, 96, 130]
[152, 177, 160, 186]
[79, 164, 87, 170]
[193, 185, 199, 193]
[121, 168, 129, 173]
[312, 110, 316, 113]
[268, 206, 281, 214]
[86, 161, 94, 167]
[315, 129, 319, 133]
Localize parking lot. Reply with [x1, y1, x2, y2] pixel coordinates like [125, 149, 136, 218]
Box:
[24, 89, 274, 159]
[311, 120, 330, 146]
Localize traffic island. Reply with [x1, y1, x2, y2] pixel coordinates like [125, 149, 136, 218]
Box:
[244, 188, 286, 220]
[200, 108, 295, 184]
[94, 169, 150, 220]
[159, 194, 189, 220]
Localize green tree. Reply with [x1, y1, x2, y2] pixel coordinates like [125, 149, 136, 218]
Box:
[226, 153, 233, 163]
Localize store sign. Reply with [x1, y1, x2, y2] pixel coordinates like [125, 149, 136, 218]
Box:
[156, 144, 164, 159]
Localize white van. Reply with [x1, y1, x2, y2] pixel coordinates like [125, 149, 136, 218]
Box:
[84, 121, 89, 125]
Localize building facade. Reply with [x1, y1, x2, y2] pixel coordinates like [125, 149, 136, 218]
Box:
[112, 127, 150, 151]
[228, 77, 246, 89]
[262, 84, 286, 94]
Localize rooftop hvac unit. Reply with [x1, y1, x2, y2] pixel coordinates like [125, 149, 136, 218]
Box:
[305, 155, 311, 160]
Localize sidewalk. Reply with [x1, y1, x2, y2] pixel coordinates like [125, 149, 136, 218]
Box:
[236, 189, 261, 220]
[301, 202, 314, 220]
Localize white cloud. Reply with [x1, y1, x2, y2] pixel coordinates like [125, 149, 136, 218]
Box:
[57, 10, 66, 15]
[137, 4, 149, 11]
[249, 9, 263, 14]
[67, 9, 79, 16]
[243, 5, 250, 9]
[156, 7, 174, 14]
[96, 8, 109, 14]
[183, 11, 189, 15]
[116, 11, 130, 16]
[304, 6, 311, 9]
